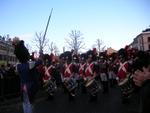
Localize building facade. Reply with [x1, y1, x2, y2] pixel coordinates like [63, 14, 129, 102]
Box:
[131, 28, 150, 51]
[0, 36, 17, 65]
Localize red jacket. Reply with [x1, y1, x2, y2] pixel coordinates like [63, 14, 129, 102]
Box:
[117, 61, 129, 79]
[79, 63, 86, 77]
[85, 62, 94, 77]
[42, 65, 54, 82]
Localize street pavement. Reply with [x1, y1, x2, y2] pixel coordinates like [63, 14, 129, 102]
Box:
[0, 85, 141, 113]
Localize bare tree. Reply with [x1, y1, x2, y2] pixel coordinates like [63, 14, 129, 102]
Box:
[101, 45, 106, 52]
[94, 38, 106, 52]
[26, 43, 32, 54]
[48, 42, 59, 55]
[34, 32, 49, 54]
[66, 30, 85, 54]
[53, 45, 59, 56]
[49, 42, 54, 53]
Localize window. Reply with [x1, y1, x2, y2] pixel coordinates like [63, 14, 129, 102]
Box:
[148, 37, 150, 42]
[0, 55, 2, 60]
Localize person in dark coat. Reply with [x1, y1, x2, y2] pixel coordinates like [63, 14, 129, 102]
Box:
[13, 38, 38, 113]
[133, 51, 150, 113]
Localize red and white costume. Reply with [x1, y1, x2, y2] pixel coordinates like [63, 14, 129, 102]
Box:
[62, 63, 74, 81]
[79, 63, 86, 78]
[62, 62, 79, 81]
[85, 62, 95, 80]
[42, 65, 55, 82]
[117, 61, 129, 80]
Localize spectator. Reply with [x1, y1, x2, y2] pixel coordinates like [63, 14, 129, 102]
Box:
[133, 66, 150, 113]
[13, 39, 38, 113]
[6, 63, 16, 77]
[0, 65, 6, 101]
[133, 51, 150, 113]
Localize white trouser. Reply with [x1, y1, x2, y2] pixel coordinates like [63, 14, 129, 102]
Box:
[22, 85, 33, 113]
[108, 71, 116, 79]
[100, 73, 108, 81]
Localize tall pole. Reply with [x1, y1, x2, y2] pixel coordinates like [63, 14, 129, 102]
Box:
[43, 8, 53, 43]
[39, 8, 53, 55]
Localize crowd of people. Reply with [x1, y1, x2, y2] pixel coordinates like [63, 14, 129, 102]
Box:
[0, 37, 150, 113]
[0, 63, 19, 101]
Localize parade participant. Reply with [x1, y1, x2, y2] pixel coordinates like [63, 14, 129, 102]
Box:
[99, 52, 109, 93]
[59, 52, 66, 83]
[13, 38, 38, 113]
[79, 53, 87, 93]
[84, 49, 100, 102]
[61, 51, 78, 101]
[108, 56, 117, 87]
[79, 53, 87, 79]
[41, 54, 57, 100]
[117, 48, 132, 103]
[108, 64, 116, 87]
[72, 53, 80, 89]
[72, 53, 80, 80]
[51, 55, 62, 88]
[117, 48, 129, 80]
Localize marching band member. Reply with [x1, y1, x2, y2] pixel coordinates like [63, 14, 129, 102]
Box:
[72, 54, 80, 81]
[61, 51, 78, 101]
[79, 53, 87, 93]
[117, 48, 131, 103]
[84, 49, 100, 102]
[51, 56, 62, 88]
[108, 59, 117, 87]
[98, 51, 109, 93]
[42, 54, 57, 100]
[99, 55, 109, 94]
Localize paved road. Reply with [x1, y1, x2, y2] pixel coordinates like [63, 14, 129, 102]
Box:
[0, 86, 140, 113]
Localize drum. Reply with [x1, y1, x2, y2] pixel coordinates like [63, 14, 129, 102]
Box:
[118, 75, 134, 97]
[44, 79, 57, 94]
[85, 79, 101, 95]
[64, 78, 78, 92]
